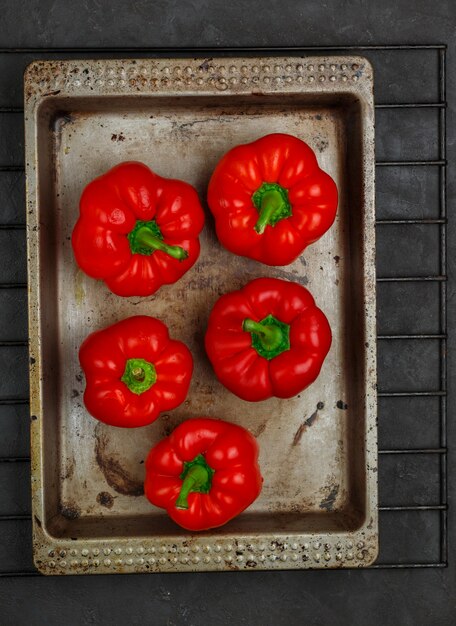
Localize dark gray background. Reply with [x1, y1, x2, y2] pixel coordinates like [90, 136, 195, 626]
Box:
[1, 1, 455, 624]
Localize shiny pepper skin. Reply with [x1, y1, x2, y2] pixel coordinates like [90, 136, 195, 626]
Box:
[144, 417, 263, 531]
[205, 277, 332, 401]
[79, 315, 193, 427]
[207, 133, 338, 266]
[72, 161, 205, 297]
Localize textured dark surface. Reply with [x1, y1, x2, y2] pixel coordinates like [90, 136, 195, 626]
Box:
[1, 0, 456, 624]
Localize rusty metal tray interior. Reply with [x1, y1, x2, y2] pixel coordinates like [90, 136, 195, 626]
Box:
[25, 57, 377, 574]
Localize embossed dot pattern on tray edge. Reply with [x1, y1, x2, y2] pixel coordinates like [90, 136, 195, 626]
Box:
[30, 60, 367, 94]
[42, 538, 372, 570]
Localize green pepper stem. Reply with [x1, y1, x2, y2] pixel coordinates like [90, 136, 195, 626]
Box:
[135, 226, 188, 261]
[254, 189, 287, 234]
[175, 464, 211, 510]
[131, 367, 145, 382]
[121, 358, 157, 395]
[243, 318, 283, 349]
[243, 315, 291, 360]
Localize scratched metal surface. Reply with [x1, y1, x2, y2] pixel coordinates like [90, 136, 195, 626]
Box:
[25, 57, 377, 573]
[59, 104, 349, 520]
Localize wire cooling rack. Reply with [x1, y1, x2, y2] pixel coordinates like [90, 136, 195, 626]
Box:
[0, 44, 448, 574]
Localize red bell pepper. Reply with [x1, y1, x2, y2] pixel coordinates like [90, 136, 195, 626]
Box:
[205, 277, 331, 401]
[144, 417, 263, 531]
[79, 315, 193, 428]
[207, 133, 338, 266]
[72, 161, 205, 297]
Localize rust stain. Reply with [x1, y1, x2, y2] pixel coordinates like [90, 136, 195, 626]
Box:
[315, 137, 329, 152]
[59, 113, 74, 127]
[252, 422, 267, 437]
[319, 484, 340, 512]
[60, 502, 81, 520]
[95, 430, 144, 497]
[43, 89, 61, 97]
[96, 491, 114, 509]
[160, 414, 182, 438]
[292, 402, 324, 445]
[199, 58, 213, 72]
[61, 458, 75, 480]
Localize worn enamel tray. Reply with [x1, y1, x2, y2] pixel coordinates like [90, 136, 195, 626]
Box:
[25, 57, 377, 574]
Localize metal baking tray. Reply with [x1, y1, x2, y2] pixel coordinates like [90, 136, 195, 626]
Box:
[25, 56, 377, 574]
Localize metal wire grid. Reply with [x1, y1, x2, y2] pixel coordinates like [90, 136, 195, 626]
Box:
[0, 44, 448, 575]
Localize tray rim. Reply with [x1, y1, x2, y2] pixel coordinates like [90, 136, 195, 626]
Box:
[25, 54, 377, 575]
